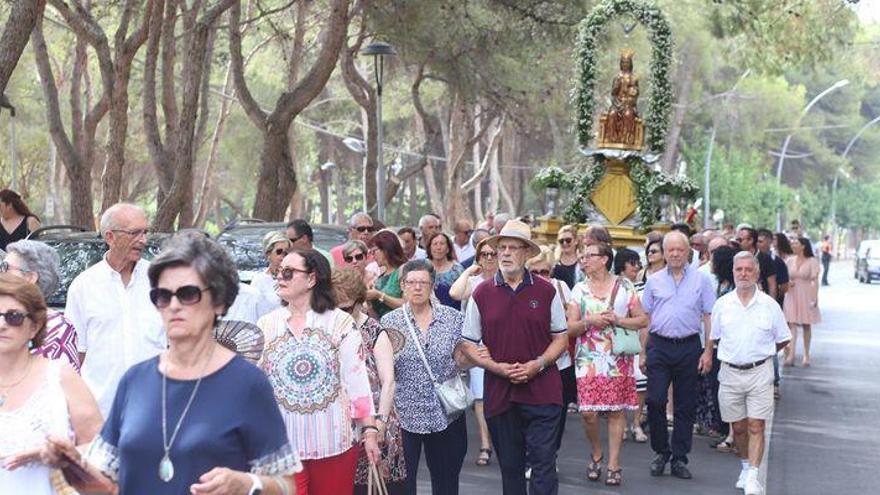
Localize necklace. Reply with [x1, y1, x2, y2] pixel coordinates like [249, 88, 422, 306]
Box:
[0, 357, 33, 407]
[158, 344, 215, 482]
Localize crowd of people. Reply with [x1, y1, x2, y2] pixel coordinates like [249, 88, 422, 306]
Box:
[0, 190, 827, 495]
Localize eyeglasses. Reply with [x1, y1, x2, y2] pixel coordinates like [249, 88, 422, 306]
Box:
[0, 261, 26, 274]
[0, 311, 30, 327]
[530, 269, 550, 277]
[580, 253, 605, 259]
[288, 235, 304, 244]
[112, 228, 149, 238]
[558, 238, 573, 245]
[278, 266, 311, 281]
[403, 280, 432, 288]
[479, 252, 497, 259]
[344, 252, 366, 263]
[353, 226, 375, 233]
[272, 248, 288, 256]
[149, 285, 211, 309]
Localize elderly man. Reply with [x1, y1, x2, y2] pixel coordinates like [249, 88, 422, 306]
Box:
[461, 220, 569, 495]
[65, 203, 164, 416]
[418, 213, 443, 251]
[330, 212, 374, 266]
[711, 252, 791, 495]
[452, 218, 475, 261]
[641, 231, 716, 479]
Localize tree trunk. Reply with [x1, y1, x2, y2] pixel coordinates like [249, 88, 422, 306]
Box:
[0, 0, 47, 97]
[660, 44, 697, 174]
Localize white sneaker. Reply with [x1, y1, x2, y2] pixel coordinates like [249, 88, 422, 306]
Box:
[735, 468, 749, 489]
[525, 467, 532, 480]
[744, 470, 764, 495]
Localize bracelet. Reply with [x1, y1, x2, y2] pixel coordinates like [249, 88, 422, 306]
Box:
[362, 425, 380, 434]
[379, 292, 386, 303]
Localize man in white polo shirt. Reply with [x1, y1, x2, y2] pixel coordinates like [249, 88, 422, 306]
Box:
[65, 203, 165, 417]
[711, 251, 791, 495]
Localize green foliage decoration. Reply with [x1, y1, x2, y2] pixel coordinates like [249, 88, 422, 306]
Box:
[574, 0, 673, 152]
[532, 166, 576, 190]
[562, 158, 608, 224]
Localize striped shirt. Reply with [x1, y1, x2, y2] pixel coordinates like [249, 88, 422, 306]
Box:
[33, 310, 80, 371]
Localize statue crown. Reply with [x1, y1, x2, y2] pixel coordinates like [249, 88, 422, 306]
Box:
[620, 48, 635, 61]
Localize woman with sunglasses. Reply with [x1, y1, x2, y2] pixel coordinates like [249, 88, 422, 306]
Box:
[366, 231, 407, 318]
[380, 260, 468, 495]
[552, 225, 581, 289]
[251, 231, 291, 311]
[638, 232, 666, 284]
[567, 242, 649, 487]
[332, 268, 407, 495]
[3, 240, 80, 370]
[613, 248, 648, 443]
[448, 238, 497, 467]
[426, 233, 464, 310]
[0, 275, 101, 495]
[61, 233, 300, 494]
[259, 249, 380, 495]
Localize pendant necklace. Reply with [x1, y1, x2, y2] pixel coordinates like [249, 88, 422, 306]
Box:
[0, 357, 33, 408]
[159, 344, 215, 482]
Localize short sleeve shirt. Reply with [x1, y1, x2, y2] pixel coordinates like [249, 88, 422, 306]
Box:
[711, 290, 792, 365]
[642, 265, 716, 339]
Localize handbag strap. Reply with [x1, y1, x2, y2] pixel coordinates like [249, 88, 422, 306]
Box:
[607, 277, 621, 312]
[402, 304, 439, 385]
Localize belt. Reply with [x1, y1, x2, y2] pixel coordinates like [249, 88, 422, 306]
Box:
[725, 358, 769, 370]
[650, 333, 700, 344]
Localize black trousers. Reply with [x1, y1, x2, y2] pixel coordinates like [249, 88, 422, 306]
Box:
[401, 414, 467, 495]
[488, 403, 562, 495]
[646, 334, 702, 464]
[554, 366, 577, 451]
[821, 254, 831, 285]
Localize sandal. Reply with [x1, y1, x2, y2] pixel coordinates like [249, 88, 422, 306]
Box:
[632, 425, 648, 443]
[605, 468, 622, 486]
[712, 439, 736, 453]
[586, 455, 603, 482]
[475, 448, 492, 466]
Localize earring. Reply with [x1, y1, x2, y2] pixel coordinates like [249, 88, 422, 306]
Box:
[27, 340, 34, 350]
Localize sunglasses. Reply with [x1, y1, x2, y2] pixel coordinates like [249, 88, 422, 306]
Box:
[278, 266, 311, 281]
[0, 310, 31, 327]
[479, 252, 497, 259]
[339, 304, 356, 313]
[354, 226, 375, 233]
[272, 248, 288, 256]
[558, 238, 573, 245]
[530, 269, 551, 277]
[288, 235, 304, 244]
[112, 228, 150, 237]
[344, 252, 366, 263]
[647, 249, 660, 255]
[149, 285, 211, 309]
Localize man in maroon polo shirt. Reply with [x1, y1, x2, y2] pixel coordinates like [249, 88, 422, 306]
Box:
[461, 220, 569, 495]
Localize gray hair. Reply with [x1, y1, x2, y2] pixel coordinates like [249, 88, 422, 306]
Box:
[348, 212, 373, 228]
[418, 214, 441, 228]
[733, 250, 759, 268]
[400, 259, 436, 285]
[342, 240, 368, 257]
[5, 240, 61, 297]
[470, 228, 491, 248]
[147, 232, 239, 315]
[99, 202, 145, 236]
[662, 230, 690, 250]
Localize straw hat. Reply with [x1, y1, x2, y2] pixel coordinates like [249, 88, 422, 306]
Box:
[262, 231, 289, 253]
[485, 219, 541, 259]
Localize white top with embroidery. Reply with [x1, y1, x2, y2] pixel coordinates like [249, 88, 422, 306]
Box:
[0, 360, 72, 495]
[258, 307, 374, 460]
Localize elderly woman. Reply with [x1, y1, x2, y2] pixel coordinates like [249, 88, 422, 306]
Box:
[333, 268, 407, 495]
[73, 233, 300, 494]
[250, 231, 290, 310]
[567, 242, 650, 487]
[448, 239, 497, 467]
[366, 231, 407, 318]
[426, 233, 465, 310]
[552, 224, 581, 289]
[342, 240, 370, 276]
[3, 240, 79, 370]
[0, 275, 101, 494]
[381, 260, 468, 495]
[258, 249, 379, 495]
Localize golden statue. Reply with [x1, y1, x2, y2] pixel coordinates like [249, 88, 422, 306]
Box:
[598, 48, 645, 150]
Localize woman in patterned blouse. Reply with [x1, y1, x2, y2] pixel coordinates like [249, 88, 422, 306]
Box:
[380, 260, 469, 495]
[258, 249, 380, 495]
[3, 240, 80, 370]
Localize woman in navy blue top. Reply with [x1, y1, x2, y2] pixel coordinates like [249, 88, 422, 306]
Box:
[49, 233, 300, 494]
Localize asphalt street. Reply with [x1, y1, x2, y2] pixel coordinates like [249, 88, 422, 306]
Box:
[413, 260, 878, 494]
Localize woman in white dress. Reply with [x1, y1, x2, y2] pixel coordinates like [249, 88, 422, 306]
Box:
[250, 231, 291, 310]
[0, 274, 102, 494]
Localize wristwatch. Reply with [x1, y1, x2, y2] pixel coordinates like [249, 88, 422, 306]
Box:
[247, 473, 263, 495]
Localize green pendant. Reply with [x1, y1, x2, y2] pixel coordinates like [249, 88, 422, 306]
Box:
[158, 454, 174, 482]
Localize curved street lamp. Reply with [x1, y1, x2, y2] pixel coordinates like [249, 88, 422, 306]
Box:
[361, 41, 395, 222]
[830, 114, 880, 247]
[774, 79, 850, 231]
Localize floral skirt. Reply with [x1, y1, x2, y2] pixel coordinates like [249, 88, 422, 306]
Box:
[576, 374, 638, 411]
[574, 329, 637, 411]
[354, 409, 406, 484]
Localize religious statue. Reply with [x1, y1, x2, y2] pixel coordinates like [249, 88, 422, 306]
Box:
[597, 48, 645, 150]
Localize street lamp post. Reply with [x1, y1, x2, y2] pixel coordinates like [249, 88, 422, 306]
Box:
[830, 114, 880, 251]
[774, 79, 850, 231]
[362, 41, 395, 223]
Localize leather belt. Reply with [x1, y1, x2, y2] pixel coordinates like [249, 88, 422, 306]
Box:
[725, 358, 769, 370]
[650, 333, 700, 344]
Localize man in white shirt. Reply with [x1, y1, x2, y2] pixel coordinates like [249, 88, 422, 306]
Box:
[418, 213, 442, 252]
[65, 203, 165, 417]
[710, 251, 791, 495]
[452, 219, 475, 262]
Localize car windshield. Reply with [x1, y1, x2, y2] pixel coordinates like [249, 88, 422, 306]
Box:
[216, 223, 348, 275]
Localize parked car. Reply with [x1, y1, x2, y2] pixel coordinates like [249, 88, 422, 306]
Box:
[215, 220, 348, 282]
[854, 239, 880, 279]
[25, 226, 168, 308]
[856, 242, 880, 284]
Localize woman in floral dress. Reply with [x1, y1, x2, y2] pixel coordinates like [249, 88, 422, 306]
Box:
[333, 268, 407, 494]
[567, 242, 649, 487]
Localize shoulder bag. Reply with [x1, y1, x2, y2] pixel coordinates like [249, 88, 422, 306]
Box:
[402, 304, 473, 416]
[609, 278, 641, 355]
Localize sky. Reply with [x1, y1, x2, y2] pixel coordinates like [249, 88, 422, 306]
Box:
[856, 0, 880, 23]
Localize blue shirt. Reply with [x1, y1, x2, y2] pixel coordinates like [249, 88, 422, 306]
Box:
[642, 265, 716, 338]
[89, 355, 300, 494]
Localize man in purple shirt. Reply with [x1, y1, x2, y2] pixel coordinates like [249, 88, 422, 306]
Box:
[462, 220, 568, 495]
[640, 231, 716, 480]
